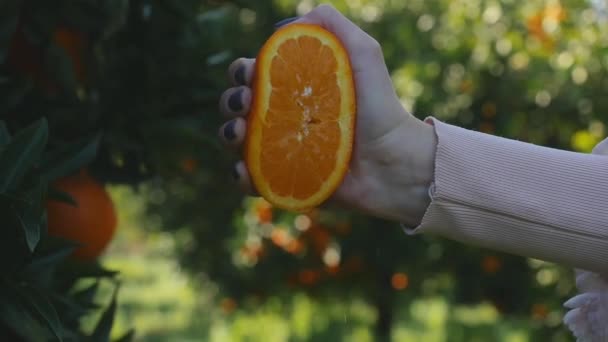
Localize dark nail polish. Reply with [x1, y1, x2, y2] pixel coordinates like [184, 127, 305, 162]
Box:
[234, 65, 246, 85]
[223, 120, 237, 141]
[228, 89, 243, 112]
[274, 17, 298, 29]
[232, 166, 239, 180]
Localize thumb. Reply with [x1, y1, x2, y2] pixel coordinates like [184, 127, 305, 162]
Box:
[278, 5, 384, 73]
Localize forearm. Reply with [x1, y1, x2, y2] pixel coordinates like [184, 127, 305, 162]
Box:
[404, 117, 608, 274]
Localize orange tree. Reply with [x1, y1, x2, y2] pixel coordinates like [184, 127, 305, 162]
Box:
[144, 0, 607, 341]
[1, 1, 132, 341]
[47, 169, 118, 261]
[2, 0, 607, 341]
[0, 0, 271, 340]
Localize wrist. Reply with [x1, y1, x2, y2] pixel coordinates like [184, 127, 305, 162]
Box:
[376, 115, 437, 226]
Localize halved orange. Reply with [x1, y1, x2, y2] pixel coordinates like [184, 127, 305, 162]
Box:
[245, 24, 356, 212]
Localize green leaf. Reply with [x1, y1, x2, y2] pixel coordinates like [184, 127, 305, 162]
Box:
[53, 260, 117, 295]
[48, 186, 78, 206]
[49, 292, 97, 327]
[91, 283, 120, 342]
[0, 206, 31, 273]
[0, 286, 51, 341]
[79, 263, 119, 278]
[30, 234, 80, 257]
[0, 121, 10, 146]
[113, 329, 135, 342]
[0, 118, 48, 192]
[21, 241, 78, 281]
[20, 236, 80, 288]
[15, 285, 64, 342]
[18, 177, 47, 252]
[58, 260, 118, 280]
[0, 281, 64, 341]
[72, 281, 99, 306]
[16, 209, 40, 252]
[40, 133, 101, 182]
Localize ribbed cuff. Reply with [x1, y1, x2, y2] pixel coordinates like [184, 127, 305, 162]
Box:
[400, 116, 439, 235]
[400, 117, 608, 273]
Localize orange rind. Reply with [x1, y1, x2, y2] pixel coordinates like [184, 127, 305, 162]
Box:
[245, 24, 356, 212]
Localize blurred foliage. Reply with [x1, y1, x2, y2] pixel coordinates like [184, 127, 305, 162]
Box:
[3, 0, 607, 340]
[143, 0, 607, 340]
[101, 186, 561, 341]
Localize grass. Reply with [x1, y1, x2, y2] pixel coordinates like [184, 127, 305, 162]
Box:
[84, 185, 572, 342]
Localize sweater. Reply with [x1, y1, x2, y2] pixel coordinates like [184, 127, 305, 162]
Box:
[403, 118, 608, 341]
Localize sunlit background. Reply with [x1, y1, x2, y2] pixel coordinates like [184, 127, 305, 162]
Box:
[4, 0, 608, 341]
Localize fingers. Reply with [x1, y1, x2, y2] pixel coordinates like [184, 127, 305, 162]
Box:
[218, 118, 258, 195]
[219, 86, 252, 118]
[296, 4, 383, 71]
[218, 118, 257, 195]
[233, 160, 258, 196]
[274, 5, 378, 56]
[222, 58, 258, 197]
[274, 17, 299, 29]
[224, 5, 380, 201]
[218, 117, 247, 147]
[228, 58, 256, 86]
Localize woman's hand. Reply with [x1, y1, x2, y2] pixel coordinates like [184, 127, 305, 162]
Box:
[218, 4, 437, 227]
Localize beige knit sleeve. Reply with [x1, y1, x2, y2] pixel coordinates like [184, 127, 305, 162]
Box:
[403, 117, 608, 274]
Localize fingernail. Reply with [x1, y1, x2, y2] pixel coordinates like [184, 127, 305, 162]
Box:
[232, 166, 240, 180]
[274, 17, 298, 29]
[228, 89, 243, 112]
[223, 120, 237, 141]
[234, 65, 246, 85]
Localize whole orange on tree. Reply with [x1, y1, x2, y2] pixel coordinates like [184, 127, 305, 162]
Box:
[46, 169, 117, 260]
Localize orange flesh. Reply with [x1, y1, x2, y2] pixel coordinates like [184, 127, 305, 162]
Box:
[246, 24, 355, 212]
